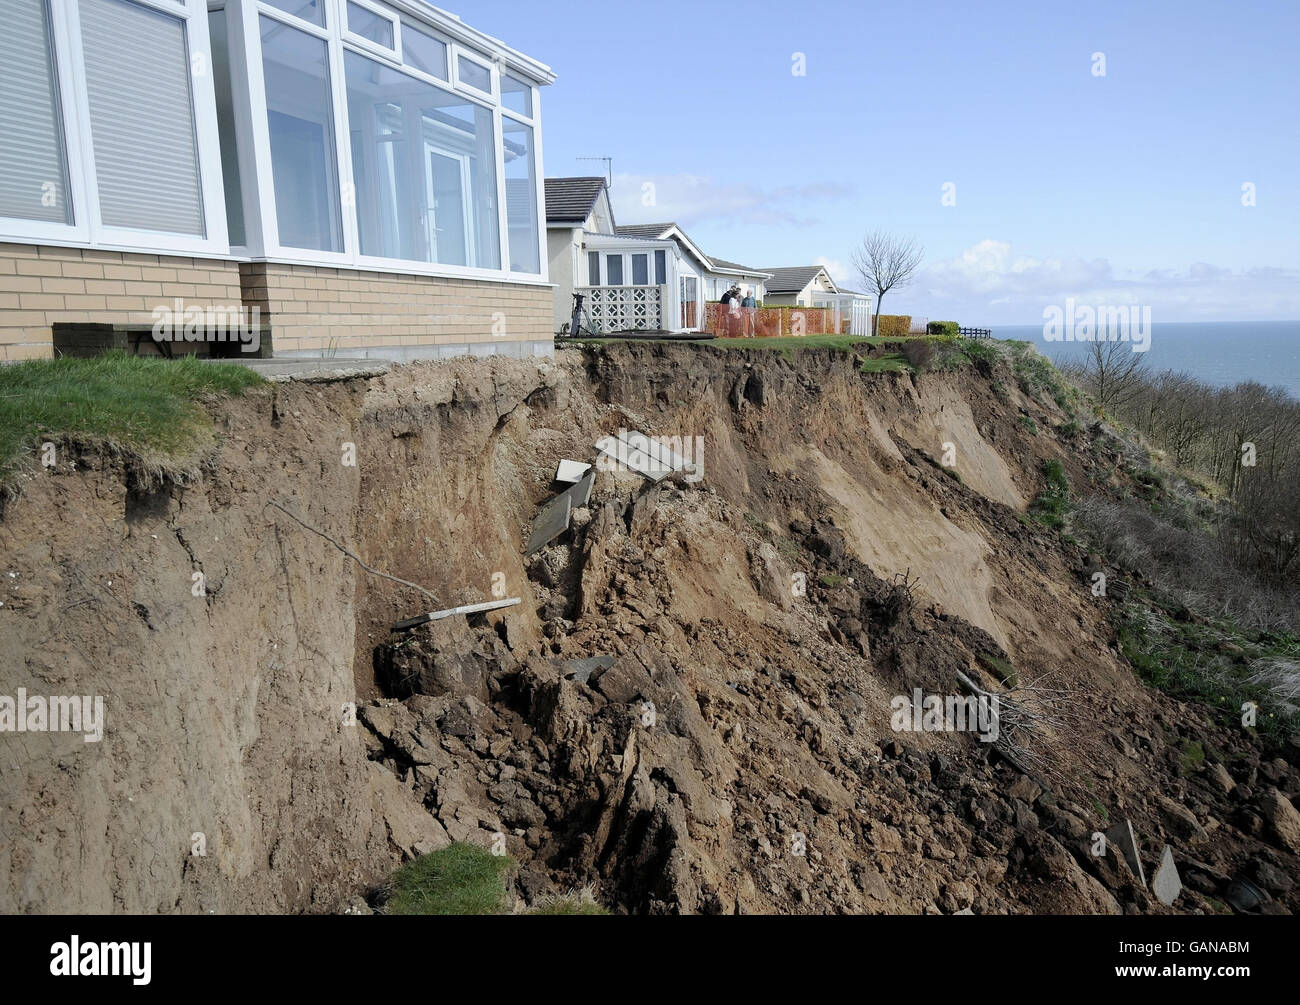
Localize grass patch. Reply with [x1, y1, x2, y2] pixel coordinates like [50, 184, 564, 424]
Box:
[0, 351, 263, 482]
[977, 652, 1018, 688]
[1029, 458, 1071, 529]
[383, 843, 515, 915]
[819, 573, 845, 588]
[525, 889, 610, 915]
[1019, 414, 1039, 435]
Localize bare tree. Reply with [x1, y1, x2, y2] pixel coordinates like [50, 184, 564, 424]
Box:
[851, 231, 924, 335]
[1077, 339, 1149, 413]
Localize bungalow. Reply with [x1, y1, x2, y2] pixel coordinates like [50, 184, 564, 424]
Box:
[0, 0, 556, 362]
[545, 176, 770, 334]
[761, 265, 874, 336]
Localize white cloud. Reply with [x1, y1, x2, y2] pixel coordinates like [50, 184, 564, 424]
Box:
[608, 172, 850, 229]
[814, 256, 851, 286]
[913, 240, 1300, 323]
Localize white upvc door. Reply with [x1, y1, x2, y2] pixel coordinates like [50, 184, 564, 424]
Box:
[424, 140, 474, 267]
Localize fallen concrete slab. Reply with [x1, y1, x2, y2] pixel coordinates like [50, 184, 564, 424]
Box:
[556, 459, 592, 484]
[595, 429, 696, 482]
[562, 655, 616, 685]
[1105, 818, 1147, 888]
[526, 470, 595, 555]
[393, 597, 521, 632]
[1153, 845, 1181, 906]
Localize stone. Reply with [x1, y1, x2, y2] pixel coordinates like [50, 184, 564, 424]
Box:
[1152, 845, 1181, 906]
[1208, 762, 1235, 794]
[1008, 775, 1042, 804]
[561, 654, 616, 685]
[1258, 788, 1300, 853]
[1104, 818, 1147, 888]
[1156, 794, 1208, 842]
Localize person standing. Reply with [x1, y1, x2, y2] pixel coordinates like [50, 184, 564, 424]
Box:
[741, 290, 757, 337]
[719, 284, 735, 336]
[726, 285, 742, 336]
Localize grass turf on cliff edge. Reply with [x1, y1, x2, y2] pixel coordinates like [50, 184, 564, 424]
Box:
[0, 350, 263, 483]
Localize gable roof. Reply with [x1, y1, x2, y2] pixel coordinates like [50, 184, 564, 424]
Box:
[544, 177, 608, 223]
[615, 224, 770, 277]
[760, 265, 838, 295]
[709, 256, 770, 276]
[613, 223, 673, 240]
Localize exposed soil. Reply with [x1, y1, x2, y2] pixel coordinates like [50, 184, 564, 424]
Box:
[2, 343, 1296, 913]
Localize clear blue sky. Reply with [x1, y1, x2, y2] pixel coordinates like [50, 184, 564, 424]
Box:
[465, 0, 1299, 323]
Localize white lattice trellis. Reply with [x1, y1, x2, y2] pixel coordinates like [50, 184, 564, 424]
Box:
[578, 286, 664, 331]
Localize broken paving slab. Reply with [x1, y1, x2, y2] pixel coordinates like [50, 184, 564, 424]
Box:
[526, 470, 595, 555]
[1105, 817, 1147, 888]
[555, 459, 592, 484]
[561, 655, 616, 685]
[392, 597, 521, 632]
[1153, 845, 1182, 906]
[595, 429, 696, 483]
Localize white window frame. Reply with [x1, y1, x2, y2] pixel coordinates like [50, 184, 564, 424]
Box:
[341, 0, 399, 60]
[452, 48, 494, 100]
[0, 0, 229, 255]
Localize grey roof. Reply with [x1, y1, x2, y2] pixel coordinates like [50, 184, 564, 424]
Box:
[759, 265, 835, 295]
[544, 177, 607, 223]
[710, 256, 771, 276]
[614, 223, 674, 239]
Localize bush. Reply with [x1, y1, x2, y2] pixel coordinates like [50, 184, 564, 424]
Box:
[902, 338, 936, 371]
[927, 321, 960, 337]
[1030, 458, 1071, 529]
[875, 314, 912, 337]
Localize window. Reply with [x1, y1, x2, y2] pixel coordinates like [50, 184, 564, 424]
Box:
[346, 1, 394, 49]
[80, 0, 204, 235]
[402, 22, 447, 80]
[260, 13, 343, 252]
[344, 49, 498, 269]
[631, 254, 648, 286]
[654, 250, 666, 285]
[501, 75, 531, 117]
[0, 0, 70, 225]
[457, 54, 491, 93]
[605, 255, 623, 285]
[587, 251, 599, 286]
[501, 118, 538, 273]
[263, 0, 323, 26]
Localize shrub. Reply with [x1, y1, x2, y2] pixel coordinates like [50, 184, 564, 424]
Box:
[875, 314, 912, 337]
[1030, 459, 1071, 529]
[927, 321, 960, 337]
[902, 338, 936, 371]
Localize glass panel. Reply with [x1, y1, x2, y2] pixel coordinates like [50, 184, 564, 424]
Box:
[606, 255, 623, 285]
[260, 13, 342, 251]
[344, 48, 499, 268]
[209, 8, 244, 245]
[263, 0, 324, 27]
[501, 118, 538, 273]
[587, 251, 599, 286]
[654, 250, 666, 284]
[0, 0, 70, 224]
[501, 74, 532, 116]
[631, 253, 648, 286]
[457, 54, 490, 92]
[402, 23, 447, 80]
[347, 1, 393, 48]
[80, 0, 203, 234]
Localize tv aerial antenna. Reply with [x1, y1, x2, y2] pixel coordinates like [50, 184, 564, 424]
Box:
[577, 156, 613, 187]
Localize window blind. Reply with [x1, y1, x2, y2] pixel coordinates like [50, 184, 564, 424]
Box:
[79, 0, 204, 235]
[0, 0, 70, 223]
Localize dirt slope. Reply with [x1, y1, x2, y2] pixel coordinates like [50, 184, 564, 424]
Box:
[2, 343, 1296, 913]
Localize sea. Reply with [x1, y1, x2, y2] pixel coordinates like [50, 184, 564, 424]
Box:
[990, 320, 1300, 401]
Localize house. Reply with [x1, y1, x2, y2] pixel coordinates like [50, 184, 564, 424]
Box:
[0, 0, 556, 363]
[760, 265, 874, 335]
[545, 176, 770, 333]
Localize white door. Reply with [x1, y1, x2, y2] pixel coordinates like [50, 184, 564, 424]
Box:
[425, 142, 473, 266]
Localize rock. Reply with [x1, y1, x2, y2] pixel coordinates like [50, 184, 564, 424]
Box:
[1248, 858, 1293, 895]
[1008, 775, 1042, 805]
[1156, 794, 1208, 842]
[1258, 788, 1300, 853]
[1207, 762, 1235, 794]
[367, 761, 449, 859]
[1152, 846, 1181, 906]
[749, 542, 793, 611]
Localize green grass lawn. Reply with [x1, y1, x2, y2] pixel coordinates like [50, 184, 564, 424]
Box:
[384, 843, 515, 915]
[0, 351, 263, 481]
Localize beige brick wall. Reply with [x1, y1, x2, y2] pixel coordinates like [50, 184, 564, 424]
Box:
[239, 262, 553, 355]
[0, 243, 243, 361]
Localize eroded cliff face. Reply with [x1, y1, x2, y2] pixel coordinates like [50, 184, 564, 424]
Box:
[2, 344, 1296, 914]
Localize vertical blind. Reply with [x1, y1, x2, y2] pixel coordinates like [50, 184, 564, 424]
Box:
[0, 0, 70, 223]
[79, 0, 204, 235]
